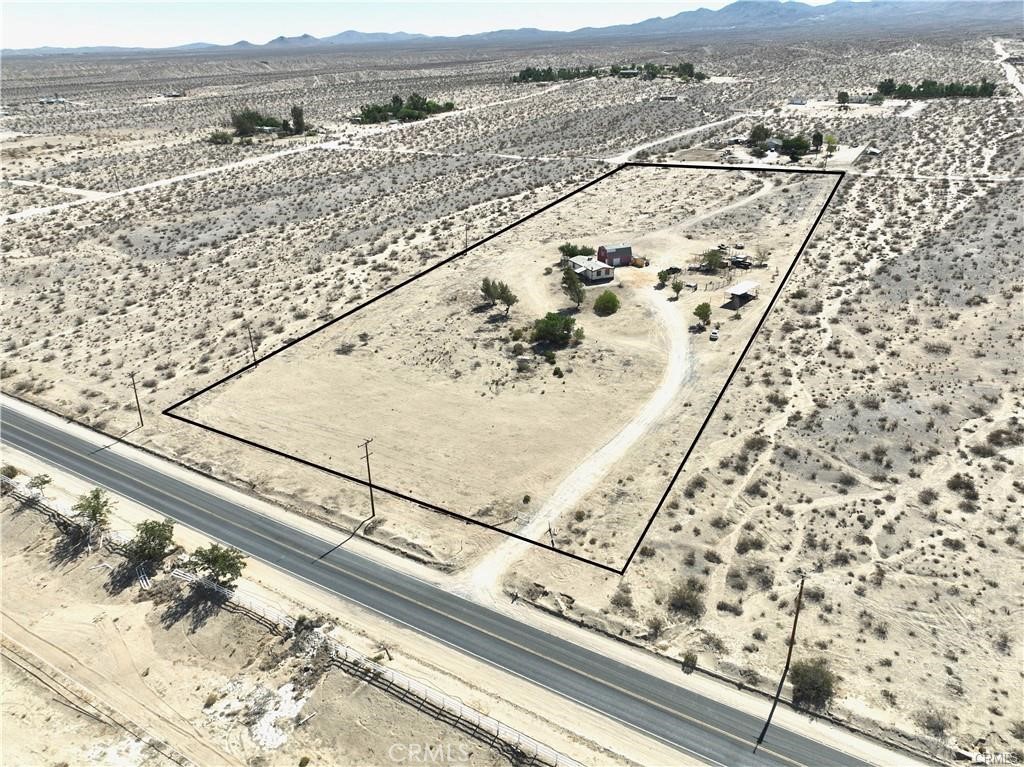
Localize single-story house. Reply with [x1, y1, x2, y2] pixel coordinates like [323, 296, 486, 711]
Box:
[569, 255, 614, 283]
[617, 69, 640, 78]
[597, 243, 634, 267]
[765, 137, 783, 152]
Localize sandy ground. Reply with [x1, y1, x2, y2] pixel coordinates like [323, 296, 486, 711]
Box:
[176, 164, 834, 569]
[2, 33, 1022, 758]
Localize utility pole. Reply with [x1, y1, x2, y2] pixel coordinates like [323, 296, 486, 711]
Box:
[315, 437, 375, 562]
[548, 522, 555, 547]
[128, 372, 143, 427]
[358, 437, 376, 520]
[464, 224, 469, 252]
[246, 325, 258, 367]
[754, 575, 805, 752]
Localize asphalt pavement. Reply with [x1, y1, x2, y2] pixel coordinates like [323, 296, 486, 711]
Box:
[1, 402, 876, 767]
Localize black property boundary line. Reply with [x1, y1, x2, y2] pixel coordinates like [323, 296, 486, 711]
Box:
[164, 161, 845, 576]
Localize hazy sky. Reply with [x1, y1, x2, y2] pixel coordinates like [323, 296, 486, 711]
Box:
[2, 0, 825, 49]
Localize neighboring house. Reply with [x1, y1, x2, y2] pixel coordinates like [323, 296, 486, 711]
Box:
[657, 94, 678, 101]
[617, 69, 640, 78]
[788, 96, 807, 105]
[569, 255, 614, 283]
[597, 244, 634, 267]
[765, 137, 784, 151]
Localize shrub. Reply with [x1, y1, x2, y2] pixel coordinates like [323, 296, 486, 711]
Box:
[789, 657, 837, 709]
[716, 600, 744, 615]
[735, 535, 765, 555]
[946, 473, 979, 500]
[915, 707, 951, 737]
[668, 578, 705, 620]
[1, 465, 18, 479]
[208, 130, 233, 145]
[681, 650, 698, 673]
[532, 313, 575, 347]
[593, 290, 620, 316]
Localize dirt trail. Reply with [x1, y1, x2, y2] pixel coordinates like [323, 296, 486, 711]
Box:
[603, 113, 749, 164]
[458, 173, 776, 599]
[3, 83, 570, 224]
[994, 40, 1024, 97]
[459, 286, 691, 597]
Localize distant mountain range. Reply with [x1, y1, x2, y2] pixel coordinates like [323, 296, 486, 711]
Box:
[4, 0, 1019, 55]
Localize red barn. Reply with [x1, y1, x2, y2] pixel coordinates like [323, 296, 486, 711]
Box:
[597, 244, 634, 267]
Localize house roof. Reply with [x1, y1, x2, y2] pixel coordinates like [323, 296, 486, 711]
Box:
[726, 280, 760, 296]
[602, 243, 632, 255]
[570, 255, 611, 272]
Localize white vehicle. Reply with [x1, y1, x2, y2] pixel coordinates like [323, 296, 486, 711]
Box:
[709, 328, 720, 341]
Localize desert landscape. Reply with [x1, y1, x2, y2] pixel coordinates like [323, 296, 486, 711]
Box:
[2, 5, 1022, 765]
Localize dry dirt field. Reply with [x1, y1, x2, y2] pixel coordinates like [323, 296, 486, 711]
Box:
[173, 163, 836, 567]
[2, 32, 1023, 760]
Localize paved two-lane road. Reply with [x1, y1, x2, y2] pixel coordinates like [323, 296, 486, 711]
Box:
[1, 402, 874, 767]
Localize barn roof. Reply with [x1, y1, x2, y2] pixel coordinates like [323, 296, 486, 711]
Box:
[726, 280, 760, 296]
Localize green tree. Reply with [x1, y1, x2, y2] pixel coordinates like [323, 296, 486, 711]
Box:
[128, 518, 175, 563]
[290, 104, 305, 134]
[811, 131, 823, 153]
[593, 290, 620, 316]
[561, 268, 586, 309]
[701, 248, 726, 272]
[837, 91, 850, 105]
[781, 134, 811, 157]
[531, 313, 576, 347]
[789, 657, 838, 709]
[496, 282, 518, 316]
[558, 243, 595, 260]
[27, 474, 52, 491]
[824, 134, 838, 156]
[72, 488, 113, 532]
[230, 108, 280, 137]
[657, 269, 672, 287]
[671, 280, 685, 300]
[749, 123, 770, 145]
[878, 78, 896, 97]
[481, 277, 498, 306]
[188, 544, 247, 586]
[208, 130, 233, 145]
[693, 302, 712, 326]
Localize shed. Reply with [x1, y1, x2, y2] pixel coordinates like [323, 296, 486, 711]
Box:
[597, 244, 633, 267]
[725, 280, 760, 300]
